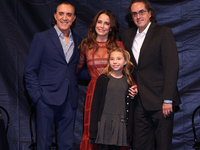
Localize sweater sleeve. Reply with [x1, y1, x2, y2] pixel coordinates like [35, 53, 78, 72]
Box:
[89, 75, 104, 139]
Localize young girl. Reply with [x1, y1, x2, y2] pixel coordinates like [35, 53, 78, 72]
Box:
[89, 47, 136, 150]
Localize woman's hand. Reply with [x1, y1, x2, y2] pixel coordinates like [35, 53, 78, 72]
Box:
[128, 85, 138, 99]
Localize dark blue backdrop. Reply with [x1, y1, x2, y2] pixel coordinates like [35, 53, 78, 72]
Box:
[0, 0, 200, 150]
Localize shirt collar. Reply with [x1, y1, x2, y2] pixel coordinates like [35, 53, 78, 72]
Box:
[136, 22, 151, 35]
[54, 25, 73, 40]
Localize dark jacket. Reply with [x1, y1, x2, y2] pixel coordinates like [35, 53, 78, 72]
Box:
[89, 74, 134, 139]
[25, 27, 82, 108]
[122, 23, 181, 111]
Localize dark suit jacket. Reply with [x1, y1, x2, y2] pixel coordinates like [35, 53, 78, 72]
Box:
[122, 23, 181, 111]
[25, 27, 82, 108]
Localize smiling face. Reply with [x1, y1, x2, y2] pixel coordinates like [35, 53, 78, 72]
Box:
[95, 13, 111, 42]
[131, 2, 151, 33]
[54, 4, 76, 35]
[109, 51, 127, 75]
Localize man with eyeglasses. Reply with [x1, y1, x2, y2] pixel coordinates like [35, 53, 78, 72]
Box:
[122, 0, 180, 149]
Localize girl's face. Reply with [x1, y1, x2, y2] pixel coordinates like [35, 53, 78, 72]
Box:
[95, 13, 111, 41]
[109, 51, 127, 74]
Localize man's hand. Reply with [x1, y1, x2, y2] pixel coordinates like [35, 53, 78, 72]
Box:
[162, 103, 173, 118]
[128, 85, 138, 99]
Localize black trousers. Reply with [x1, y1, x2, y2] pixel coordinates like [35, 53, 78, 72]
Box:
[132, 97, 174, 150]
[98, 144, 120, 150]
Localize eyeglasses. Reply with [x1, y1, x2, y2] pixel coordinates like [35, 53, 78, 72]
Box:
[131, 10, 147, 17]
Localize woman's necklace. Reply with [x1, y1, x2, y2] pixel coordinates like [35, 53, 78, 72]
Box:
[98, 42, 106, 48]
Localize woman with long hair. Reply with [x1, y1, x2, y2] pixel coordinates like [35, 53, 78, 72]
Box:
[77, 9, 137, 150]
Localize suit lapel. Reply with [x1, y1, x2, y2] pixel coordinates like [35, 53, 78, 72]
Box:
[49, 28, 66, 62]
[138, 23, 156, 66]
[68, 32, 77, 63]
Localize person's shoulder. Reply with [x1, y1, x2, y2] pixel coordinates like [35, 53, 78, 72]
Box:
[34, 27, 54, 37]
[153, 23, 172, 32]
[116, 40, 123, 45]
[122, 27, 137, 38]
[42, 27, 54, 34]
[96, 74, 110, 87]
[151, 23, 174, 38]
[97, 74, 109, 81]
[31, 28, 52, 41]
[115, 40, 125, 48]
[98, 74, 107, 79]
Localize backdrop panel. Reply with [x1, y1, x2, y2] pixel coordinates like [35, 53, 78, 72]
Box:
[0, 0, 200, 150]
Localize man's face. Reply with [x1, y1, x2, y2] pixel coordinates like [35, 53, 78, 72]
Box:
[131, 2, 151, 33]
[54, 4, 76, 33]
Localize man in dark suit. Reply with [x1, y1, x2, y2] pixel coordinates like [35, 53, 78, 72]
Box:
[24, 2, 82, 150]
[122, 0, 181, 149]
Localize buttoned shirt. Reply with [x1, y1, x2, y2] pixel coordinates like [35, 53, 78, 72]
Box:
[54, 25, 74, 63]
[131, 22, 151, 64]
